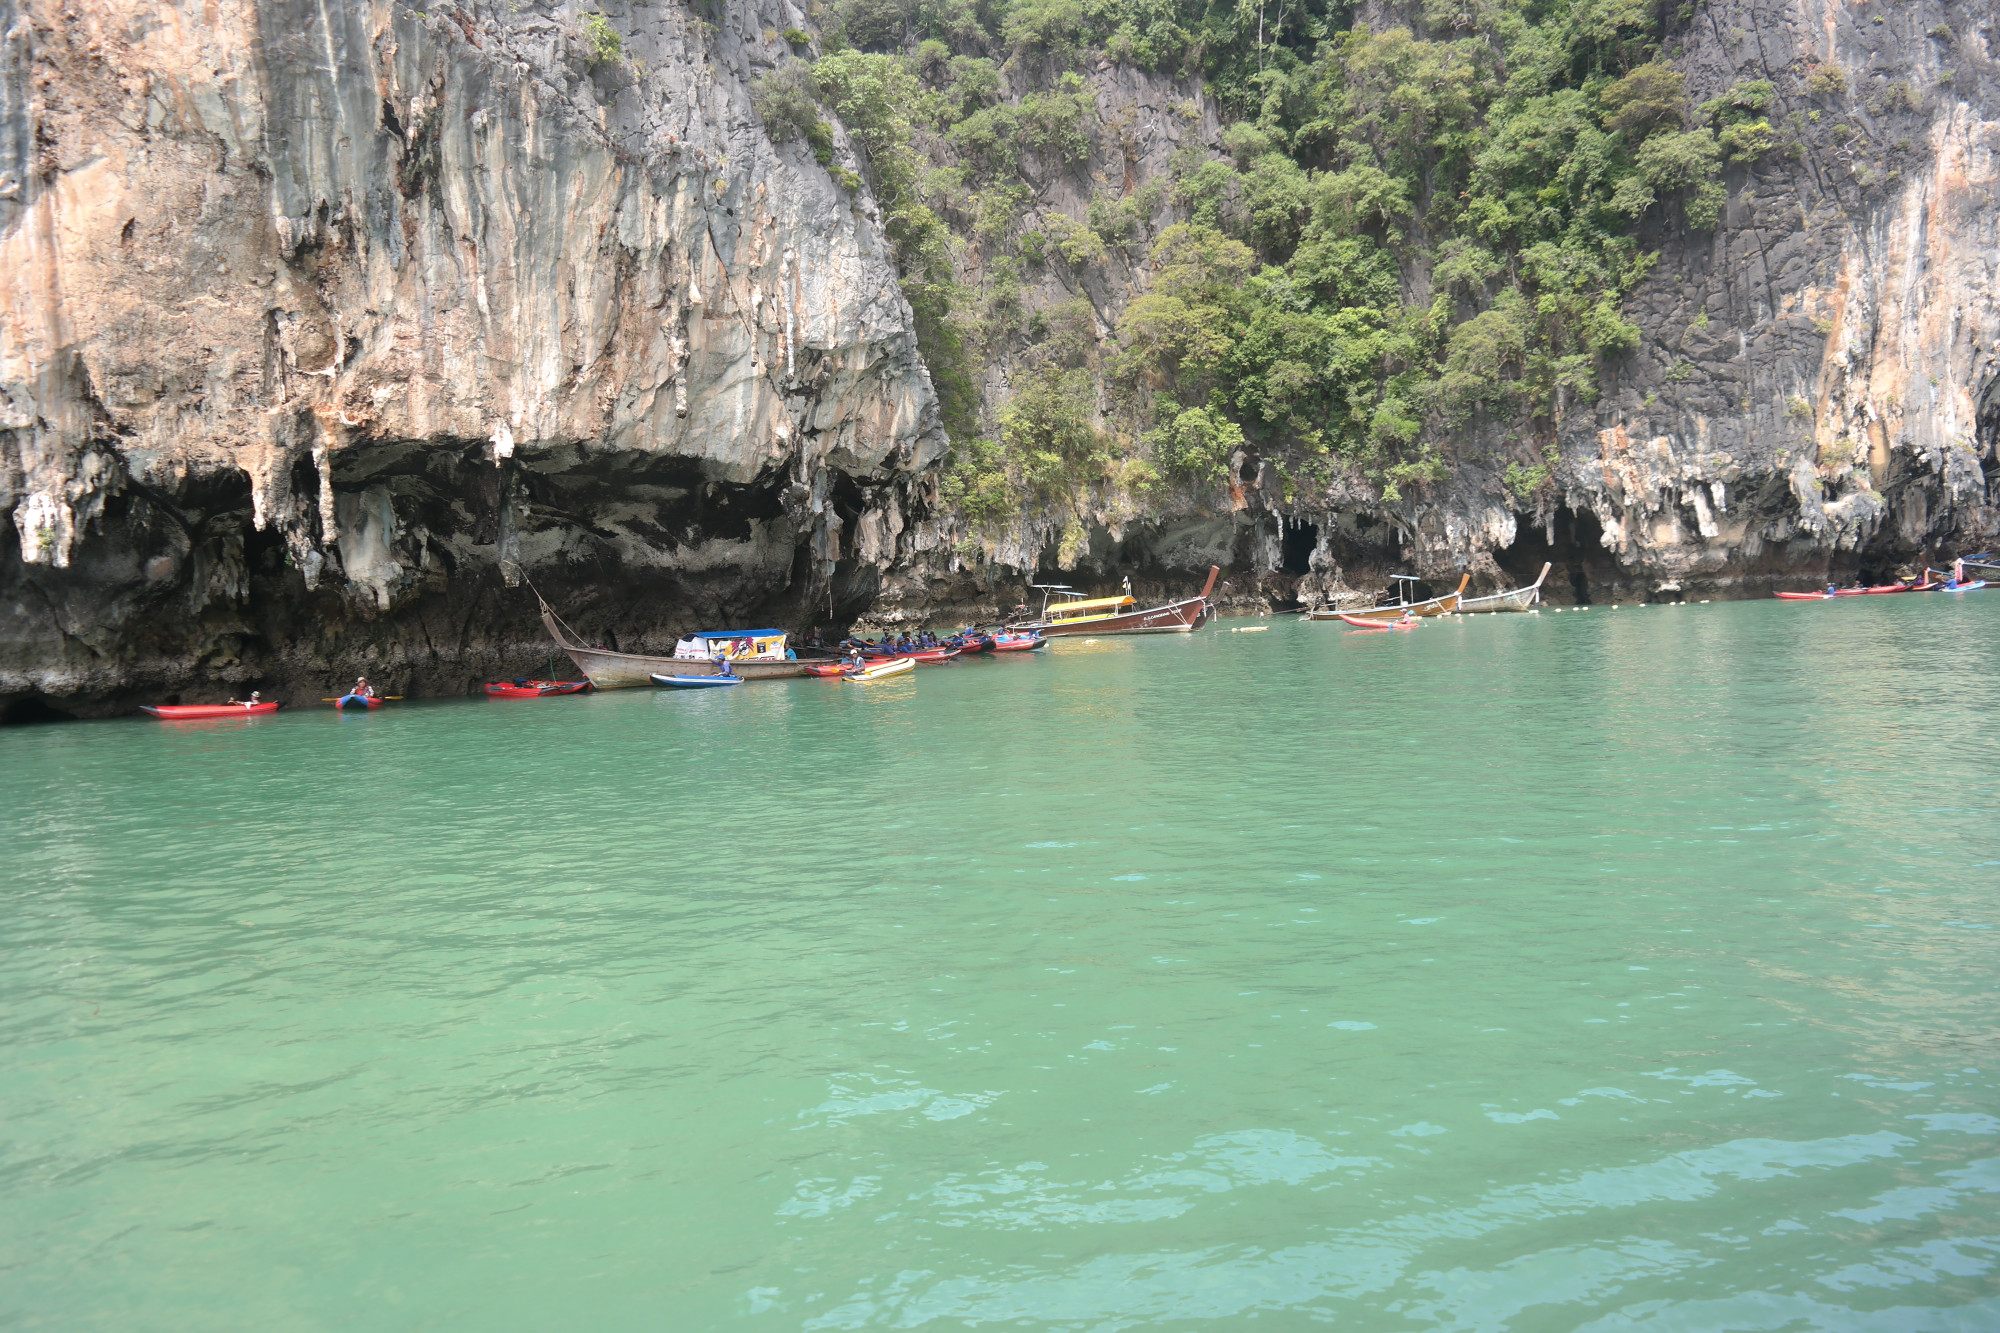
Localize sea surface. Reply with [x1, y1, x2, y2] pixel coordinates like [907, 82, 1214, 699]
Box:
[4, 594, 1999, 1331]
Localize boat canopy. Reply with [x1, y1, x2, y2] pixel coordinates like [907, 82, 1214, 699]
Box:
[673, 629, 791, 661]
[1048, 595, 1136, 617]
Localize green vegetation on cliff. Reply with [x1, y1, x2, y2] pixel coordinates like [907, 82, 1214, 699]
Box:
[759, 0, 1765, 521]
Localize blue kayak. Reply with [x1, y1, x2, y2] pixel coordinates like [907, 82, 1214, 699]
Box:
[335, 694, 382, 710]
[649, 673, 741, 688]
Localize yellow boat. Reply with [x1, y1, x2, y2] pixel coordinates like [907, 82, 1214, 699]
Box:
[844, 657, 915, 682]
[1010, 567, 1220, 636]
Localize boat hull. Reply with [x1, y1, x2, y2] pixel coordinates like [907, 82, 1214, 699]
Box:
[141, 702, 279, 718]
[650, 674, 742, 688]
[485, 680, 591, 698]
[846, 658, 915, 682]
[1457, 564, 1550, 614]
[1010, 567, 1220, 637]
[1308, 574, 1471, 622]
[541, 608, 832, 686]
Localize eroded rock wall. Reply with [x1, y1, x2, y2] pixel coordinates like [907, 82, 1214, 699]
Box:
[1541, 0, 2000, 598]
[0, 0, 943, 715]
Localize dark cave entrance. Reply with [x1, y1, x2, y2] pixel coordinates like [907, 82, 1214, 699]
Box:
[1494, 506, 1615, 605]
[1, 697, 78, 726]
[1279, 522, 1318, 576]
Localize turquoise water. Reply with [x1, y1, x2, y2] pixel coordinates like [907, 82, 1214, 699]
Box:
[4, 596, 1999, 1330]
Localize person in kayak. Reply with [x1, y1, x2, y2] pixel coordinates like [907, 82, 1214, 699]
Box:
[353, 677, 376, 699]
[228, 691, 263, 707]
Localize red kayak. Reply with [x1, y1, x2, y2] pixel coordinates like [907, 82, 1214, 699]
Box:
[908, 648, 961, 664]
[485, 680, 591, 698]
[1774, 591, 1834, 601]
[1338, 613, 1416, 629]
[141, 702, 279, 719]
[806, 663, 854, 677]
[1862, 584, 1909, 594]
[990, 633, 1046, 652]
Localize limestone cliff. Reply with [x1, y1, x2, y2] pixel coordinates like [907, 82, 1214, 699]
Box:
[1, 0, 943, 716]
[3, 0, 1998, 718]
[1539, 0, 2000, 601]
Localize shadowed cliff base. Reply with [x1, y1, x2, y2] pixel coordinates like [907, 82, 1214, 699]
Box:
[0, 440, 901, 720]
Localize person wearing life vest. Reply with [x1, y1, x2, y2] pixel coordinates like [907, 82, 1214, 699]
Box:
[353, 677, 376, 699]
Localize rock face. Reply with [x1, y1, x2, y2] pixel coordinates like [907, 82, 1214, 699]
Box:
[1, 0, 943, 716]
[2, 0, 1998, 717]
[1540, 0, 2000, 601]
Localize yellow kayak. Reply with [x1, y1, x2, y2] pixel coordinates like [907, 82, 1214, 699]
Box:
[845, 657, 915, 682]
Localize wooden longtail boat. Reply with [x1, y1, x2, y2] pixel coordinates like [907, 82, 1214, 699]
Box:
[1306, 573, 1471, 623]
[1457, 563, 1551, 614]
[538, 603, 836, 686]
[1008, 566, 1220, 637]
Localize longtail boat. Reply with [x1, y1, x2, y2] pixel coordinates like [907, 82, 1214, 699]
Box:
[539, 601, 836, 686]
[1008, 566, 1220, 637]
[1458, 563, 1551, 614]
[1307, 573, 1470, 623]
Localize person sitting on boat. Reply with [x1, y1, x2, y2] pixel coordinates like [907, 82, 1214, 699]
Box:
[716, 656, 735, 678]
[230, 690, 263, 707]
[353, 677, 376, 699]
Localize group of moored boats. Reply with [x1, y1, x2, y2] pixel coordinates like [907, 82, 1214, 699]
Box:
[530, 566, 1225, 691]
[138, 552, 1992, 718]
[1775, 559, 1994, 600]
[134, 562, 1551, 717]
[1302, 563, 1553, 625]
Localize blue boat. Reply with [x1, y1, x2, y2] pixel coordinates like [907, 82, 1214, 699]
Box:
[649, 673, 742, 688]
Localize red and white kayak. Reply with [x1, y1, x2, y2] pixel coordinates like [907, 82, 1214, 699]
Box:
[1337, 613, 1416, 629]
[845, 658, 915, 683]
[485, 680, 591, 698]
[989, 633, 1046, 652]
[141, 702, 279, 719]
[1774, 591, 1834, 601]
